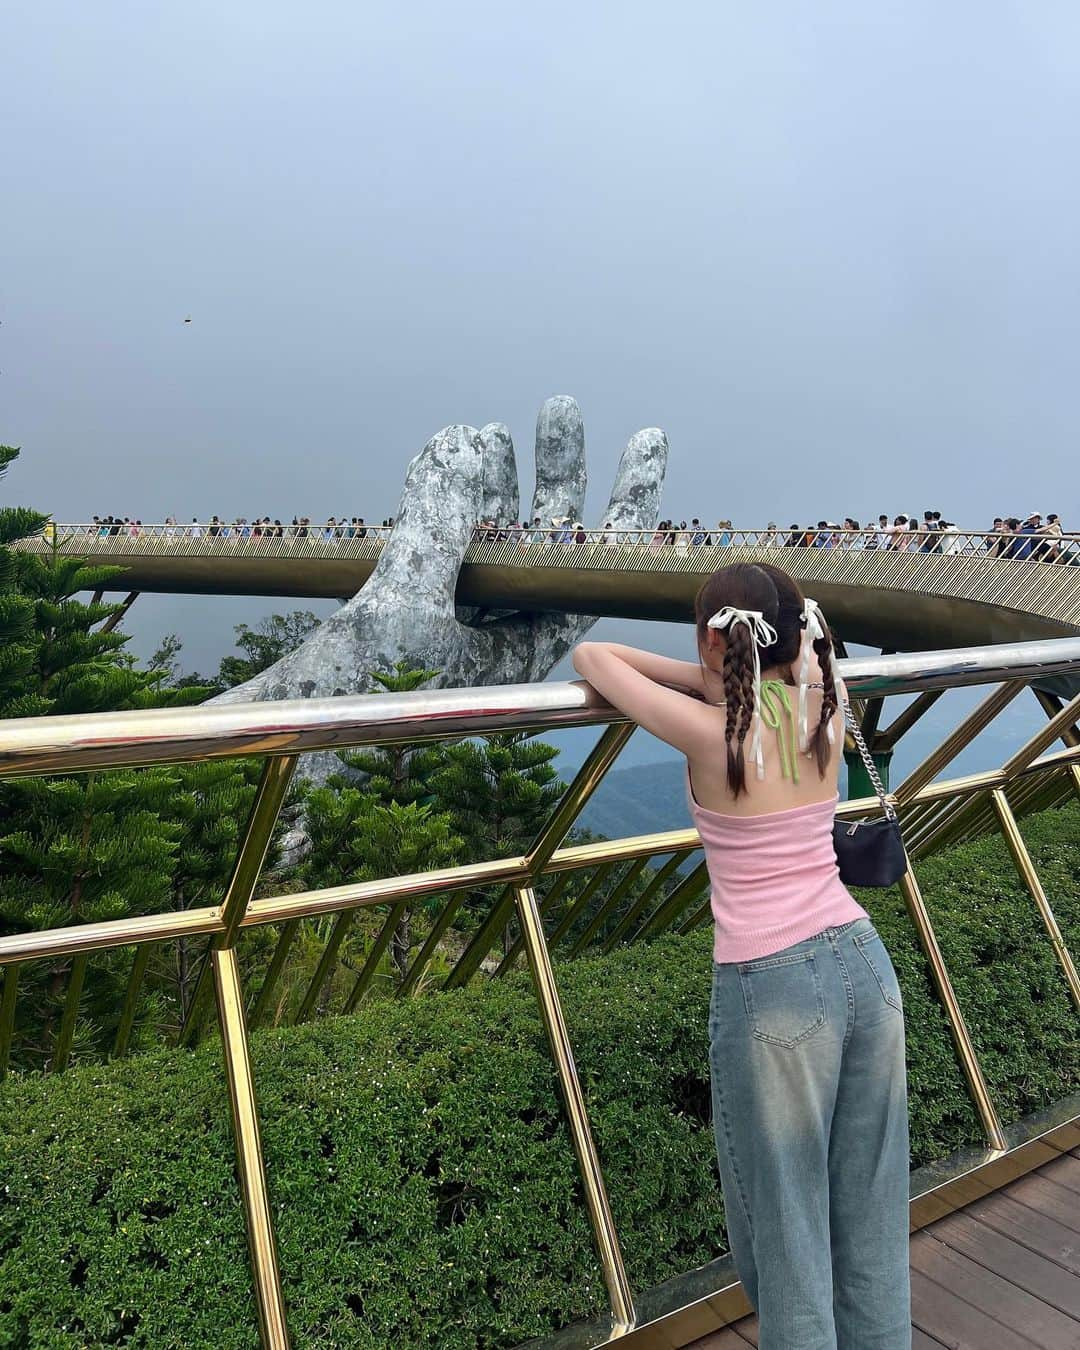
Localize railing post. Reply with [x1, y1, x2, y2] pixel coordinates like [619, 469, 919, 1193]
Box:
[445, 722, 635, 989]
[179, 755, 297, 1045]
[0, 964, 19, 1080]
[990, 788, 1080, 1012]
[176, 755, 296, 1348]
[896, 867, 1007, 1151]
[214, 945, 291, 1349]
[514, 884, 636, 1332]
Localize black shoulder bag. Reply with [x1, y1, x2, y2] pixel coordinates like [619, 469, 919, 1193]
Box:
[832, 701, 908, 887]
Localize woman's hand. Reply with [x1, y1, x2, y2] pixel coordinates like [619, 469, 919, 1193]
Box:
[572, 642, 722, 756]
[572, 641, 707, 696]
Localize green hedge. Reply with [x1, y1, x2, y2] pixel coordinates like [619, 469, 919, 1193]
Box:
[1, 803, 1078, 1348]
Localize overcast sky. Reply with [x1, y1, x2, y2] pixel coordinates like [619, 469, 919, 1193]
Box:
[4, 1, 1080, 702]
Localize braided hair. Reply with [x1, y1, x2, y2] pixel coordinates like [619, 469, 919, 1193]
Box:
[754, 562, 839, 779]
[695, 564, 795, 796]
[695, 562, 838, 794]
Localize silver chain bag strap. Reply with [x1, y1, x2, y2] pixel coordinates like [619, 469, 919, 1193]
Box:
[832, 700, 906, 886]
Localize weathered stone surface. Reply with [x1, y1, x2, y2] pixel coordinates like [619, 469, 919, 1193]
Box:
[601, 428, 669, 528]
[479, 422, 518, 524]
[532, 395, 586, 525]
[209, 399, 669, 784]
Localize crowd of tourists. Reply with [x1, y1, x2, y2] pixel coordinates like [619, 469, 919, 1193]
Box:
[66, 508, 1074, 562]
[81, 515, 394, 538]
[473, 509, 1075, 561]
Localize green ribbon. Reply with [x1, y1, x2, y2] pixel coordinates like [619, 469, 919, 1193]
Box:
[758, 679, 799, 784]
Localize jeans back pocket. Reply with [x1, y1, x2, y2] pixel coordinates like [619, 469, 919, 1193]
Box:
[854, 928, 904, 1011]
[738, 951, 826, 1048]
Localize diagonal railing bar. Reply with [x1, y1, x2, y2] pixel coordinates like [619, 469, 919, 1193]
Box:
[876, 690, 945, 752]
[1033, 689, 1080, 748]
[601, 851, 694, 954]
[398, 889, 480, 995]
[445, 724, 637, 988]
[524, 723, 637, 873]
[1008, 772, 1076, 836]
[893, 681, 1028, 805]
[295, 909, 357, 1023]
[443, 888, 522, 990]
[893, 795, 944, 846]
[495, 872, 578, 977]
[249, 918, 301, 1027]
[546, 863, 633, 953]
[896, 868, 1007, 1151]
[179, 755, 298, 1046]
[343, 902, 406, 1013]
[50, 952, 89, 1074]
[677, 896, 713, 934]
[858, 696, 886, 745]
[0, 965, 19, 1080]
[990, 788, 1080, 1012]
[565, 859, 650, 959]
[905, 796, 966, 856]
[910, 789, 991, 859]
[1001, 689, 1080, 776]
[112, 944, 153, 1058]
[634, 860, 712, 943]
[513, 884, 636, 1331]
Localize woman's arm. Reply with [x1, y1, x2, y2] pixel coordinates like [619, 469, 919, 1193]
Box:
[572, 642, 718, 756]
[572, 642, 708, 695]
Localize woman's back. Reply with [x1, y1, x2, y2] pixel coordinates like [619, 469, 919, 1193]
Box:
[684, 676, 844, 818]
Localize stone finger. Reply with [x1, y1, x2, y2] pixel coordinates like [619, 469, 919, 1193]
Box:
[369, 423, 483, 613]
[530, 395, 586, 528]
[598, 427, 669, 529]
[479, 422, 520, 524]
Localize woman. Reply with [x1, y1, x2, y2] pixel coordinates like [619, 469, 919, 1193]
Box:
[1037, 512, 1063, 563]
[573, 562, 910, 1350]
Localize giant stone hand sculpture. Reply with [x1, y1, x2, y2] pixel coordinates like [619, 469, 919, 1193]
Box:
[210, 396, 668, 777]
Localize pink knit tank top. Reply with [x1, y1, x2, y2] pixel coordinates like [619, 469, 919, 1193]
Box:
[687, 773, 868, 964]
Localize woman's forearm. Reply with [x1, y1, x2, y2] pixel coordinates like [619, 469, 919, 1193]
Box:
[573, 642, 706, 695]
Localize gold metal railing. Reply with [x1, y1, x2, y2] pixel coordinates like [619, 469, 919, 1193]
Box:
[27, 522, 1080, 560]
[1, 640, 1080, 1347]
[15, 525, 1080, 644]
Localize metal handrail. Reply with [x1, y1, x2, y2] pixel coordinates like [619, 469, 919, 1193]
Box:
[2, 641, 1080, 1347]
[23, 521, 1080, 563]
[4, 637, 1080, 778]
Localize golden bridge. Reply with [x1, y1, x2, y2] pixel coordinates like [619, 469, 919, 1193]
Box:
[19, 523, 1080, 650]
[2, 624, 1080, 1346]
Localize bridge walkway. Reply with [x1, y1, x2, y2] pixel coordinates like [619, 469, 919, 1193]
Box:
[688, 1147, 1080, 1349]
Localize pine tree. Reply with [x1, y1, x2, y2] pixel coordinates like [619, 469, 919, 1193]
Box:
[159, 758, 273, 1029]
[433, 734, 564, 862]
[301, 790, 461, 1005]
[0, 445, 47, 711]
[431, 734, 565, 952]
[325, 662, 450, 980]
[217, 611, 321, 688]
[0, 771, 180, 1067]
[0, 450, 216, 1067]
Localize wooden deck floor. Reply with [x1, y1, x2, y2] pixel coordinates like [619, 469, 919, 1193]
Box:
[687, 1146, 1080, 1349]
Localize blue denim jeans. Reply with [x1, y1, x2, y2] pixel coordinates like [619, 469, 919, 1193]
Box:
[709, 917, 911, 1350]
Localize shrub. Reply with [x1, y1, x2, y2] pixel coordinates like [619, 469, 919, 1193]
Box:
[1, 803, 1078, 1347]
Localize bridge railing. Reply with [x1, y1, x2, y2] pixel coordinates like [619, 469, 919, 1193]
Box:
[1, 640, 1080, 1346]
[24, 522, 1080, 565]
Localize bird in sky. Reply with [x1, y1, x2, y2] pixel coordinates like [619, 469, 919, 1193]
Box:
[183, 316, 192, 324]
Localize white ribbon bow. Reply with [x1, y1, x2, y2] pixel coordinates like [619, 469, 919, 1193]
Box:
[706, 607, 779, 779]
[797, 597, 836, 753]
